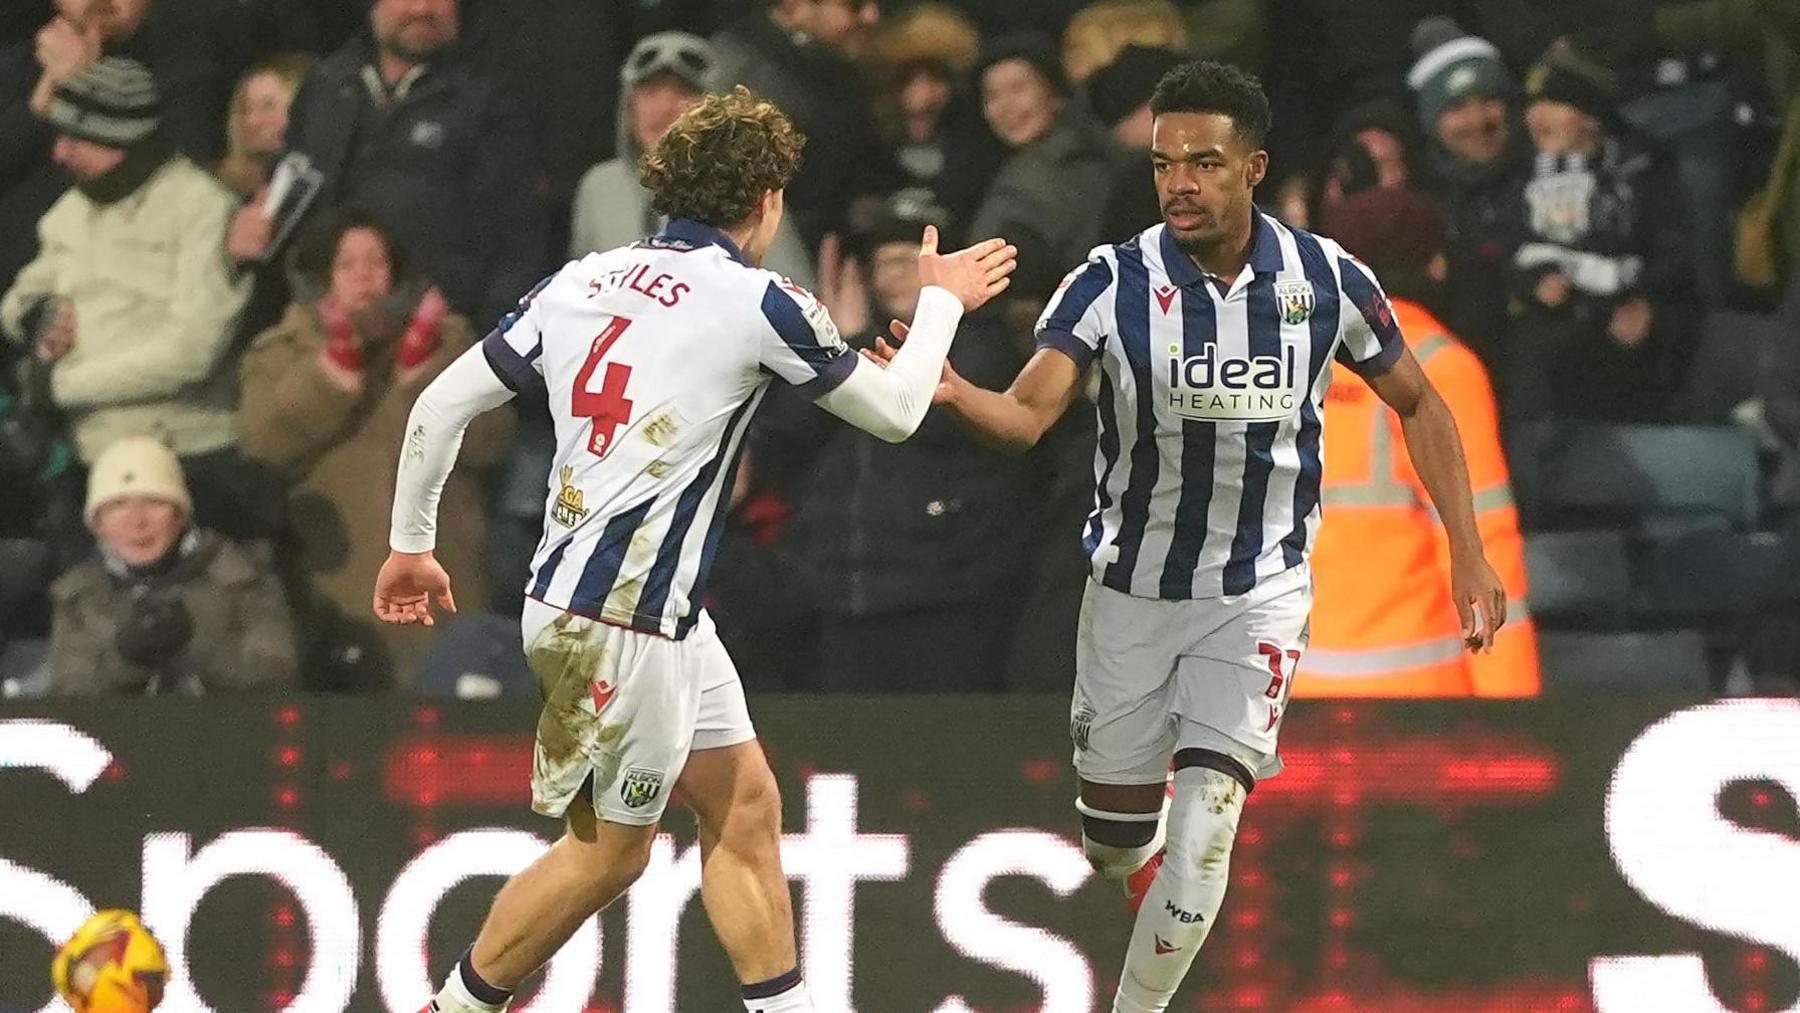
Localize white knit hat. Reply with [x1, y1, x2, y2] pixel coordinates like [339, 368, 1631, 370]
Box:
[84, 436, 191, 522]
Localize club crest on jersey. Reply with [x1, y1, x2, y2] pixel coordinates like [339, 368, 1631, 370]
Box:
[1275, 280, 1315, 324]
[1165, 342, 1301, 422]
[620, 766, 664, 809]
[551, 466, 588, 527]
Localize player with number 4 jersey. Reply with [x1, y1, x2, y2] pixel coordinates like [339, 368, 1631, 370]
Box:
[373, 88, 1015, 1013]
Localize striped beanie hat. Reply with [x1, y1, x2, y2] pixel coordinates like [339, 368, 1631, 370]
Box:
[39, 56, 161, 148]
[1407, 17, 1513, 133]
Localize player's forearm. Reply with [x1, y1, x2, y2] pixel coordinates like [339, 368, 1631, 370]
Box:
[942, 379, 1048, 454]
[389, 344, 515, 553]
[817, 285, 963, 442]
[1398, 391, 1483, 562]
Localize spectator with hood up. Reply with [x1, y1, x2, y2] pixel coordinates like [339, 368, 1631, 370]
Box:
[571, 31, 814, 288]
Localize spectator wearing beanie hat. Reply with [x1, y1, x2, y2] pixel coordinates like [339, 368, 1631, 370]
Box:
[1407, 16, 1531, 369]
[1408, 16, 1516, 169]
[1088, 44, 1184, 241]
[968, 33, 1115, 302]
[48, 435, 298, 696]
[1506, 42, 1691, 423]
[0, 58, 275, 540]
[1305, 186, 1541, 698]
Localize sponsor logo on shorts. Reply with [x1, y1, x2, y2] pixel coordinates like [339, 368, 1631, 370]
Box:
[1071, 702, 1097, 753]
[620, 766, 664, 809]
[1164, 900, 1206, 924]
[589, 678, 616, 712]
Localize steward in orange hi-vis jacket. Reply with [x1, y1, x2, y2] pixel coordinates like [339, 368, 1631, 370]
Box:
[1299, 188, 1539, 696]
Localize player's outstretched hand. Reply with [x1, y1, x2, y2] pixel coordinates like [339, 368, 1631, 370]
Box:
[917, 226, 1017, 312]
[860, 320, 961, 405]
[1451, 554, 1507, 653]
[373, 549, 458, 627]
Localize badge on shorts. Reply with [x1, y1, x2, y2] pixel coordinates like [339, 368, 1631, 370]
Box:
[1275, 280, 1315, 325]
[1071, 702, 1097, 753]
[620, 766, 664, 809]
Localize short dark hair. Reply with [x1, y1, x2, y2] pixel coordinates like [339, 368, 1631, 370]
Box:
[641, 86, 805, 227]
[296, 208, 410, 286]
[1149, 60, 1271, 149]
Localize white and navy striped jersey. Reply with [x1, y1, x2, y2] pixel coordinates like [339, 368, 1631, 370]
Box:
[483, 219, 855, 639]
[1036, 212, 1405, 600]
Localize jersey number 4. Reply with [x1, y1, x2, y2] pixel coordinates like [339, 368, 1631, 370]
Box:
[573, 315, 635, 457]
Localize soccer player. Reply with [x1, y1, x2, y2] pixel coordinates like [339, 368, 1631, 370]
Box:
[372, 88, 1015, 1013]
[884, 61, 1508, 1011]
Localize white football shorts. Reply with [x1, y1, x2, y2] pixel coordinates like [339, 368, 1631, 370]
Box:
[521, 598, 756, 826]
[1071, 563, 1311, 786]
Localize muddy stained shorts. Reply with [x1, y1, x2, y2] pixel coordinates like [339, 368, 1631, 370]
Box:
[521, 599, 756, 826]
[1071, 564, 1312, 786]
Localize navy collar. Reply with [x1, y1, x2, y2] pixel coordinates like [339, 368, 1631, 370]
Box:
[1159, 210, 1283, 289]
[654, 218, 748, 265]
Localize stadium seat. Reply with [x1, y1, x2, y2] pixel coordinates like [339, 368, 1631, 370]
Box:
[1681, 311, 1777, 423]
[1634, 529, 1798, 618]
[1537, 630, 1712, 691]
[1525, 424, 1760, 529]
[1524, 530, 1631, 625]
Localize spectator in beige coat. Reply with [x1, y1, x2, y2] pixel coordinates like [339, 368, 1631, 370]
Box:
[239, 212, 513, 688]
[0, 58, 270, 539]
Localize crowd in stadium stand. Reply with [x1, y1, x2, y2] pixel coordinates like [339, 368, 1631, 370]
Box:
[1, 0, 1796, 698]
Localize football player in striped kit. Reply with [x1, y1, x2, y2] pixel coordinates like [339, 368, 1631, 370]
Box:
[374, 87, 1015, 1013]
[886, 60, 1507, 1011]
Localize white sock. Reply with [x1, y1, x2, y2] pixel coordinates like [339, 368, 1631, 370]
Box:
[432, 968, 508, 1013]
[743, 971, 812, 1012]
[1113, 766, 1246, 1013]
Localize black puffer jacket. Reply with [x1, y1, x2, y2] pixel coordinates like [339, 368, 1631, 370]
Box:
[753, 311, 1037, 616]
[283, 32, 549, 329]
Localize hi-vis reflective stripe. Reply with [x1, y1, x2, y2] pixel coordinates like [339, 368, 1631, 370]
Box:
[1424, 484, 1515, 524]
[1322, 332, 1516, 514]
[1472, 486, 1515, 512]
[1304, 598, 1532, 678]
[1304, 636, 1466, 676]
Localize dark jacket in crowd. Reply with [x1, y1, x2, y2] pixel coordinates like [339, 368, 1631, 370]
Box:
[1428, 130, 1533, 364]
[711, 12, 899, 244]
[755, 312, 1035, 617]
[1506, 136, 1691, 420]
[968, 119, 1119, 301]
[1099, 147, 1160, 246]
[887, 95, 1007, 244]
[49, 529, 299, 695]
[283, 32, 549, 330]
